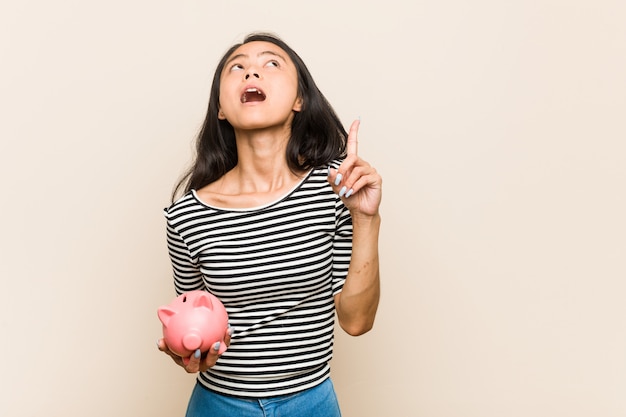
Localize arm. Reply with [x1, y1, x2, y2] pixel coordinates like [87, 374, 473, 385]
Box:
[334, 213, 381, 336]
[159, 216, 231, 371]
[165, 220, 205, 295]
[329, 119, 383, 336]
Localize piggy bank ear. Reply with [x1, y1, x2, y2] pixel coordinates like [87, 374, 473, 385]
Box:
[194, 293, 214, 310]
[157, 307, 176, 325]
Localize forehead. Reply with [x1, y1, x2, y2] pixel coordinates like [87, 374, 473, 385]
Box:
[225, 41, 292, 64]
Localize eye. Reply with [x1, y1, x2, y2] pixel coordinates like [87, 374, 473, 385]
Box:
[230, 63, 244, 72]
[265, 60, 279, 68]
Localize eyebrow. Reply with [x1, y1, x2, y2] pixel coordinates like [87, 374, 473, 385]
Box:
[225, 50, 288, 67]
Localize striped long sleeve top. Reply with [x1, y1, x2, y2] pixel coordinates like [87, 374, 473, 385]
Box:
[163, 164, 353, 397]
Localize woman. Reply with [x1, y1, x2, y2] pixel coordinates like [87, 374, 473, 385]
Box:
[158, 32, 382, 417]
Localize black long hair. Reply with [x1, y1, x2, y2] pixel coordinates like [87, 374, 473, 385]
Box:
[172, 32, 348, 200]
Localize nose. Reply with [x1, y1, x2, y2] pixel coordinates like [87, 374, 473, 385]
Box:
[244, 72, 260, 80]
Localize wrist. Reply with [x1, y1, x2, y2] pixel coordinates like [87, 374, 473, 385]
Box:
[350, 212, 381, 229]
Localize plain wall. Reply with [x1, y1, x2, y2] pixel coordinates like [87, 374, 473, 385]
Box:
[1, 1, 625, 416]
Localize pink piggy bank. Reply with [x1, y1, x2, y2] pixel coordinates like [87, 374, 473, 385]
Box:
[158, 290, 229, 363]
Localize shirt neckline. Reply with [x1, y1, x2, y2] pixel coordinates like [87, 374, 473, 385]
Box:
[191, 169, 315, 212]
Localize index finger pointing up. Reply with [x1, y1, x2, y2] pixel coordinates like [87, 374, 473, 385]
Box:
[347, 119, 360, 156]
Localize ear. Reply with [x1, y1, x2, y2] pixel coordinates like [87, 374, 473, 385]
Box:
[292, 96, 303, 112]
[194, 292, 214, 310]
[157, 307, 176, 326]
[218, 108, 226, 120]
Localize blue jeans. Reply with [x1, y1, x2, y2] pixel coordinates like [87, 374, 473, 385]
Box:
[185, 378, 342, 417]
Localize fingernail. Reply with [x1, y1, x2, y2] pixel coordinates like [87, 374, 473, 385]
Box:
[334, 173, 342, 186]
[156, 339, 161, 348]
[327, 166, 331, 177]
[194, 349, 201, 359]
[213, 342, 221, 351]
[339, 186, 347, 197]
[345, 188, 354, 198]
[227, 324, 233, 336]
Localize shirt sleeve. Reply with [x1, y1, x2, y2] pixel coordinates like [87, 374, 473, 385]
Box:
[165, 217, 205, 295]
[332, 197, 353, 295]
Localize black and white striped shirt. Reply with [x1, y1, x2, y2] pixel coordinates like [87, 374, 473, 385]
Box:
[163, 164, 353, 397]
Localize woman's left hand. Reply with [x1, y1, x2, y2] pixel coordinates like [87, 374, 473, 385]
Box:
[329, 119, 382, 218]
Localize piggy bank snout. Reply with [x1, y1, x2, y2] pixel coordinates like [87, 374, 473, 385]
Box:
[182, 333, 203, 351]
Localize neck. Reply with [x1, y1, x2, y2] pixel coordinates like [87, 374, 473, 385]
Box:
[230, 127, 301, 193]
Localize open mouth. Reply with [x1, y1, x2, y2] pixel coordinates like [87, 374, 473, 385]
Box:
[241, 87, 266, 103]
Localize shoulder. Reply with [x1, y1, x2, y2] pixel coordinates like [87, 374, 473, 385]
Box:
[164, 191, 205, 221]
[328, 159, 344, 170]
[306, 160, 344, 181]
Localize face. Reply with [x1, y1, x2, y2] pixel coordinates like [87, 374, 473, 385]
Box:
[217, 41, 302, 131]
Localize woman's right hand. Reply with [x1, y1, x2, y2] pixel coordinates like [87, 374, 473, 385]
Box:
[157, 326, 232, 373]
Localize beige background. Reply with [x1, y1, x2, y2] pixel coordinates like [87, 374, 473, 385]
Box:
[1, 0, 625, 416]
